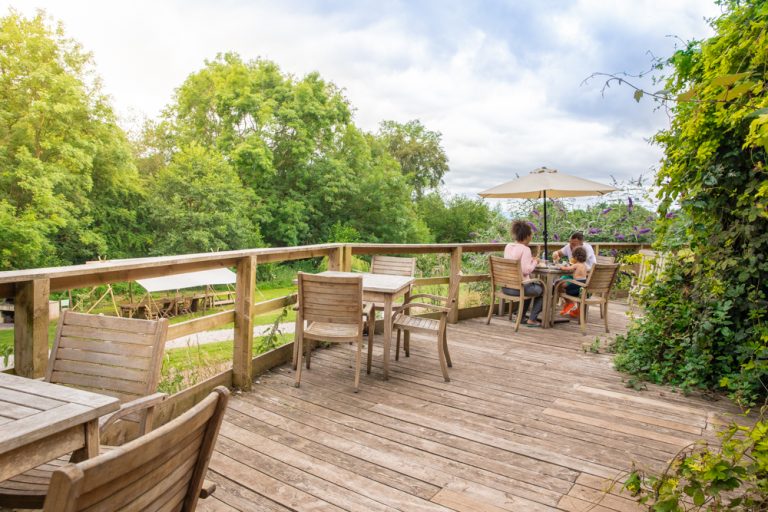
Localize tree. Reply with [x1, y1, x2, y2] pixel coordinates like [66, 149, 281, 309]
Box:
[144, 144, 262, 255]
[417, 193, 502, 243]
[0, 10, 142, 268]
[154, 53, 430, 246]
[377, 120, 449, 198]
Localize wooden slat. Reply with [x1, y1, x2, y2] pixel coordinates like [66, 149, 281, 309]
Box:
[62, 311, 158, 335]
[51, 360, 148, 384]
[49, 371, 147, 397]
[60, 324, 155, 345]
[58, 337, 154, 358]
[54, 348, 150, 371]
[167, 311, 235, 341]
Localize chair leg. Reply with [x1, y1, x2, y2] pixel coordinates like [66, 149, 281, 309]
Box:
[354, 336, 362, 393]
[486, 296, 495, 324]
[437, 326, 450, 382]
[367, 320, 374, 375]
[603, 301, 610, 333]
[579, 299, 587, 336]
[514, 299, 524, 332]
[443, 328, 452, 368]
[395, 329, 401, 361]
[404, 331, 410, 357]
[294, 336, 304, 387]
[306, 340, 312, 369]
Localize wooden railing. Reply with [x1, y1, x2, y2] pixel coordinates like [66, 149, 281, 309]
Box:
[0, 241, 647, 401]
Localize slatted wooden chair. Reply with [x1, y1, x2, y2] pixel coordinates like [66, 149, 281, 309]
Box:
[390, 273, 461, 382]
[627, 249, 667, 308]
[486, 256, 544, 332]
[0, 311, 169, 509]
[294, 273, 371, 392]
[554, 263, 620, 335]
[595, 255, 616, 264]
[368, 255, 417, 360]
[41, 387, 228, 512]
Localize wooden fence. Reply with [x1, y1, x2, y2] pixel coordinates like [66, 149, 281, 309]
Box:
[0, 242, 645, 426]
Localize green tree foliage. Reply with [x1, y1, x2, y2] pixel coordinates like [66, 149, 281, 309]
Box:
[417, 193, 503, 243]
[377, 119, 449, 198]
[154, 53, 429, 247]
[614, 0, 768, 404]
[144, 144, 262, 255]
[0, 10, 142, 269]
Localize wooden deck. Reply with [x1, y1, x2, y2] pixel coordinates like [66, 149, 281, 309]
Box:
[199, 304, 739, 512]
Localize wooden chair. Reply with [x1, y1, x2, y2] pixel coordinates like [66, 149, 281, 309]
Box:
[595, 255, 616, 264]
[627, 249, 666, 308]
[294, 273, 372, 392]
[486, 256, 545, 332]
[41, 387, 228, 512]
[391, 273, 461, 382]
[368, 255, 417, 361]
[0, 311, 169, 508]
[554, 263, 620, 335]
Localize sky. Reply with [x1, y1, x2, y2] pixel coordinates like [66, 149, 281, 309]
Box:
[5, 0, 723, 198]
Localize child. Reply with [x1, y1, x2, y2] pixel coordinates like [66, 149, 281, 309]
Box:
[557, 246, 588, 317]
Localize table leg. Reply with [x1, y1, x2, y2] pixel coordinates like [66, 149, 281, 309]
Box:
[542, 274, 554, 328]
[71, 419, 100, 462]
[383, 296, 393, 380]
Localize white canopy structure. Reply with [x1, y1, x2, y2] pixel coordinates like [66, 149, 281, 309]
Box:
[136, 269, 237, 293]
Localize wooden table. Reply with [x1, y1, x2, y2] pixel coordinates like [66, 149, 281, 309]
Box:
[298, 271, 414, 381]
[0, 373, 119, 482]
[532, 266, 569, 328]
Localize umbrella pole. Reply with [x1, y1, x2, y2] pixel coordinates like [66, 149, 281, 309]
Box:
[543, 191, 548, 261]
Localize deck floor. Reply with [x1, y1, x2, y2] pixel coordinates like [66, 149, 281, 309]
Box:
[199, 304, 739, 512]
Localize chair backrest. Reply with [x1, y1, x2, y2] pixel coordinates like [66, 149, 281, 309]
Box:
[488, 255, 524, 290]
[585, 263, 620, 294]
[371, 255, 416, 277]
[42, 387, 229, 512]
[298, 273, 363, 325]
[46, 310, 168, 403]
[595, 255, 615, 264]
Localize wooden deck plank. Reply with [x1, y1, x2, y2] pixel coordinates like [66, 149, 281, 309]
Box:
[206, 303, 741, 511]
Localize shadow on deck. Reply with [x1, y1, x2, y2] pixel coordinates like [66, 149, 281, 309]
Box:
[199, 304, 739, 512]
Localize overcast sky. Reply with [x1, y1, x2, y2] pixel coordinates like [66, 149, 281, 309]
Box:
[5, 0, 722, 197]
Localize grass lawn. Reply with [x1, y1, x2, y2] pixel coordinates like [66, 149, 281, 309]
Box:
[158, 332, 293, 393]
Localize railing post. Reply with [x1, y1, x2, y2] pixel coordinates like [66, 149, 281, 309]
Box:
[14, 279, 50, 378]
[233, 256, 256, 390]
[449, 247, 462, 324]
[328, 246, 343, 271]
[342, 245, 353, 272]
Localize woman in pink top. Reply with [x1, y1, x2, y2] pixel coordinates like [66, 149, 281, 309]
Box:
[502, 220, 544, 326]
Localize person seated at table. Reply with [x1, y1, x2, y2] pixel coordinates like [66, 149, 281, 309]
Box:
[556, 246, 588, 317]
[503, 220, 544, 327]
[552, 231, 596, 270]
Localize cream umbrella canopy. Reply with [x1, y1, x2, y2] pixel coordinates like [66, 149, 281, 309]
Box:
[478, 167, 618, 259]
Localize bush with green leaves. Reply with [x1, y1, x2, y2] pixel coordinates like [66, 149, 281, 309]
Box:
[613, 0, 768, 406]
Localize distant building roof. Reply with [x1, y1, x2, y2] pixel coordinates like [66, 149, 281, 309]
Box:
[136, 268, 237, 293]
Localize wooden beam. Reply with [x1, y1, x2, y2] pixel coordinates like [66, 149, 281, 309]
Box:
[327, 246, 343, 271]
[449, 247, 462, 324]
[233, 256, 256, 390]
[251, 294, 297, 317]
[14, 279, 50, 378]
[167, 310, 235, 341]
[342, 245, 353, 272]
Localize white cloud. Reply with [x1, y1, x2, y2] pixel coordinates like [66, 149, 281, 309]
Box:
[3, 0, 720, 197]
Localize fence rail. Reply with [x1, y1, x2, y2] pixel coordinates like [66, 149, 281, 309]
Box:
[0, 242, 647, 390]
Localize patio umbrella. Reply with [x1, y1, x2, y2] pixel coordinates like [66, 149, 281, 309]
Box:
[478, 166, 617, 260]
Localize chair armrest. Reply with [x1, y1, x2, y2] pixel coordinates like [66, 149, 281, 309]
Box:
[199, 479, 216, 499]
[399, 301, 451, 314]
[559, 279, 587, 287]
[99, 392, 167, 435]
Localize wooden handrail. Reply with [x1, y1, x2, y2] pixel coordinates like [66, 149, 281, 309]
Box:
[0, 242, 646, 387]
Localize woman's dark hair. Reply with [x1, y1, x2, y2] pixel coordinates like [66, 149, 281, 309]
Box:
[510, 220, 532, 242]
[572, 246, 587, 262]
[569, 231, 584, 242]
